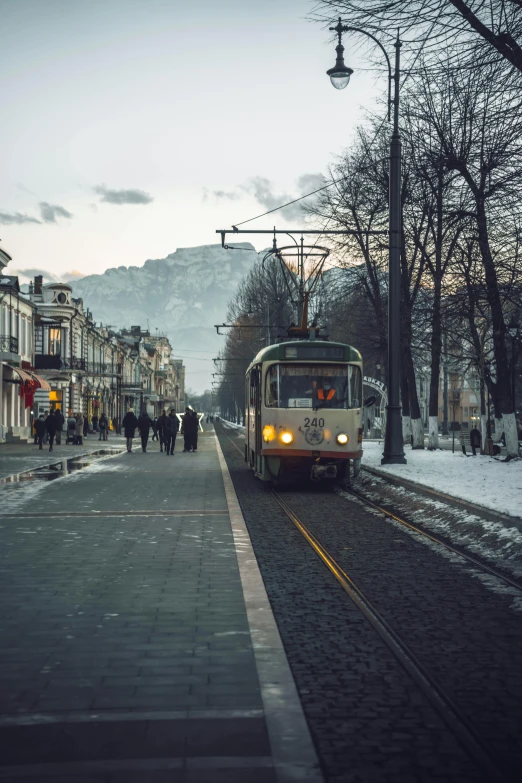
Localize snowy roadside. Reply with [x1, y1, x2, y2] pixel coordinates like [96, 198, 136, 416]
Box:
[220, 420, 245, 432]
[362, 441, 522, 519]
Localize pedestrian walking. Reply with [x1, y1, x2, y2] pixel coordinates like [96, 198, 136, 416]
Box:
[54, 408, 64, 445]
[92, 414, 99, 432]
[470, 426, 482, 456]
[45, 410, 59, 452]
[34, 414, 46, 449]
[43, 411, 49, 444]
[83, 415, 89, 438]
[67, 413, 77, 445]
[122, 408, 138, 452]
[137, 410, 153, 453]
[151, 417, 159, 441]
[190, 409, 199, 452]
[157, 410, 167, 452]
[76, 412, 84, 446]
[99, 412, 109, 441]
[182, 407, 192, 452]
[164, 409, 180, 455]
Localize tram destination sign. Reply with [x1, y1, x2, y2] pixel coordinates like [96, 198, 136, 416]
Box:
[284, 345, 344, 360]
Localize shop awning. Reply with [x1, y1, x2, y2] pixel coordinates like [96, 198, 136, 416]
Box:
[5, 366, 34, 384]
[29, 372, 51, 391]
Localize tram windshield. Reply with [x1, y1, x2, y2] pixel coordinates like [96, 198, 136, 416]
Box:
[265, 364, 362, 409]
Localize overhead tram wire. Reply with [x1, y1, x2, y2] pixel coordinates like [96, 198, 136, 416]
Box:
[228, 10, 442, 246]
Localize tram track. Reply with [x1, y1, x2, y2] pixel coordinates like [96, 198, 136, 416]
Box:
[270, 489, 511, 783]
[219, 421, 522, 595]
[217, 423, 520, 780]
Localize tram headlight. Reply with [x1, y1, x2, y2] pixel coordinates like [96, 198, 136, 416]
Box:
[262, 425, 276, 443]
[280, 431, 294, 445]
[336, 433, 349, 445]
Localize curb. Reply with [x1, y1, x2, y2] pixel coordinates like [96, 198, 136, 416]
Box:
[361, 465, 522, 533]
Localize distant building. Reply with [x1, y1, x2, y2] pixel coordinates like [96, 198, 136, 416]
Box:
[0, 251, 45, 442]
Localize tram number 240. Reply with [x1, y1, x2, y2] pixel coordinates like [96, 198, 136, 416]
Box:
[304, 417, 325, 428]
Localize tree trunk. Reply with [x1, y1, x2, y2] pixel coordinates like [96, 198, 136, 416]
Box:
[403, 325, 424, 449]
[428, 278, 442, 449]
[401, 361, 411, 444]
[475, 200, 517, 455]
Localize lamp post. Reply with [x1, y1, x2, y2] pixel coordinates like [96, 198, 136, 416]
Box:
[327, 19, 406, 465]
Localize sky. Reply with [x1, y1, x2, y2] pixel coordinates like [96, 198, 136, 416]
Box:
[0, 0, 380, 283]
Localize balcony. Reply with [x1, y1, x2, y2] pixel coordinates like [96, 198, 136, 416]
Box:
[0, 335, 19, 354]
[65, 358, 123, 376]
[34, 354, 62, 370]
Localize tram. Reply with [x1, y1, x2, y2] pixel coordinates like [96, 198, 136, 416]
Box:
[245, 338, 371, 487]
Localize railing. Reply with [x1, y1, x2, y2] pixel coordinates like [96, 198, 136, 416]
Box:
[32, 355, 123, 375]
[65, 358, 123, 376]
[34, 354, 62, 370]
[0, 335, 19, 354]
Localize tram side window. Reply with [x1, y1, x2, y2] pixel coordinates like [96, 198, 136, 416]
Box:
[265, 365, 279, 407]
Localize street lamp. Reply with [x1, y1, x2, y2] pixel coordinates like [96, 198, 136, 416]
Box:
[327, 19, 405, 465]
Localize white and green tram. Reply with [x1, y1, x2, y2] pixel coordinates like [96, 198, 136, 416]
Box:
[245, 340, 368, 486]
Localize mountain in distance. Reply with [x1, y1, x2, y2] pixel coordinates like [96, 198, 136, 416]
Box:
[72, 243, 258, 394]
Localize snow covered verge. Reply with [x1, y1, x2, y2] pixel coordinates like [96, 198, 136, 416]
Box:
[220, 420, 246, 432]
[362, 441, 522, 519]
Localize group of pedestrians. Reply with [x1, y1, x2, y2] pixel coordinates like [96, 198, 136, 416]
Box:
[34, 408, 65, 451]
[33, 409, 112, 451]
[121, 407, 200, 454]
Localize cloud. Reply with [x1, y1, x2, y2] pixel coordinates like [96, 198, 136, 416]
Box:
[213, 189, 240, 201]
[39, 202, 73, 222]
[94, 185, 154, 205]
[0, 211, 41, 225]
[62, 270, 85, 281]
[12, 267, 57, 282]
[9, 267, 85, 284]
[241, 173, 326, 221]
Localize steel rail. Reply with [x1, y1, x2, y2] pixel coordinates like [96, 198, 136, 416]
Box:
[219, 422, 522, 593]
[269, 489, 510, 783]
[215, 423, 513, 781]
[345, 486, 522, 594]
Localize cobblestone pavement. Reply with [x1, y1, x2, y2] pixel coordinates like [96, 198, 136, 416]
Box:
[353, 471, 522, 581]
[0, 428, 285, 782]
[216, 422, 522, 783]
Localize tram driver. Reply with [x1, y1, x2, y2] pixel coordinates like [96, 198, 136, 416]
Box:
[313, 377, 338, 408]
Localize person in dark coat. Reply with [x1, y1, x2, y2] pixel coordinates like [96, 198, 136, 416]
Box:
[99, 413, 109, 441]
[151, 417, 159, 441]
[137, 410, 153, 453]
[45, 410, 59, 452]
[190, 409, 199, 452]
[164, 410, 180, 455]
[182, 407, 192, 452]
[54, 408, 64, 445]
[92, 414, 99, 432]
[122, 408, 138, 452]
[157, 411, 168, 452]
[34, 414, 46, 450]
[469, 426, 482, 456]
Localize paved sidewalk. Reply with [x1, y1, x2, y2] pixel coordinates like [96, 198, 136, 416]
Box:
[0, 430, 320, 782]
[0, 435, 125, 480]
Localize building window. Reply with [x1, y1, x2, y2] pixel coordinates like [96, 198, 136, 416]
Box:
[49, 327, 61, 356]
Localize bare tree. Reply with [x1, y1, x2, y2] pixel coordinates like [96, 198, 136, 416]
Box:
[312, 1, 522, 75]
[415, 57, 522, 454]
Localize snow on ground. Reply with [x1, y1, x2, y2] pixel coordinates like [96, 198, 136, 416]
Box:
[220, 420, 245, 432]
[362, 441, 522, 519]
